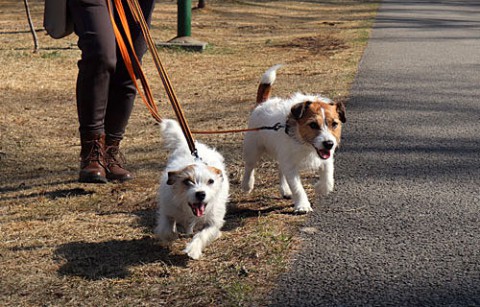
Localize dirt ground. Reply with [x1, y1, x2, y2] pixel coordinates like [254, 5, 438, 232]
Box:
[0, 0, 377, 305]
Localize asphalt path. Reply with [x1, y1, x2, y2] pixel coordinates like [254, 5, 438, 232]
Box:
[270, 0, 480, 306]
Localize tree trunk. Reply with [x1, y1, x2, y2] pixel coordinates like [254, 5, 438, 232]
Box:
[197, 0, 206, 9]
[23, 0, 39, 53]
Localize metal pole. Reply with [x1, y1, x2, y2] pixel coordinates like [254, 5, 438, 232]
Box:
[177, 0, 191, 37]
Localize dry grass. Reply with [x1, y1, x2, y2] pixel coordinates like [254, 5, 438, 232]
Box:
[0, 0, 377, 305]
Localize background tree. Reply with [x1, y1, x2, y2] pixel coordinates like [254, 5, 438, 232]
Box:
[23, 0, 39, 53]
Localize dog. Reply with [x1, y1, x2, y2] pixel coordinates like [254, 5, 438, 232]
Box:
[154, 119, 229, 259]
[241, 65, 346, 213]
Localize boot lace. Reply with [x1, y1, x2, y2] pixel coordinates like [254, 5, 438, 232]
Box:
[83, 138, 106, 167]
[105, 146, 127, 168]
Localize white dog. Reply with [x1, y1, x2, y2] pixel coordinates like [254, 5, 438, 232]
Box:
[242, 65, 346, 213]
[155, 119, 229, 259]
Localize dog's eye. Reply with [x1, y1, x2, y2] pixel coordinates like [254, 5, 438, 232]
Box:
[331, 121, 339, 129]
[183, 179, 194, 186]
[309, 122, 320, 130]
[207, 179, 215, 185]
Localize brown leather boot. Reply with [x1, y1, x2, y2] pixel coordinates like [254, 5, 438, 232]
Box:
[79, 133, 107, 183]
[105, 138, 134, 182]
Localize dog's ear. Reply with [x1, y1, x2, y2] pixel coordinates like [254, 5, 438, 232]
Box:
[166, 171, 179, 185]
[291, 101, 312, 119]
[208, 166, 224, 181]
[336, 101, 346, 123]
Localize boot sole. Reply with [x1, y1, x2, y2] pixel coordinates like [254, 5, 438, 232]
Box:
[106, 175, 134, 182]
[79, 175, 108, 184]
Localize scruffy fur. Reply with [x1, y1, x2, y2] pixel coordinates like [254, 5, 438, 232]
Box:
[155, 119, 229, 259]
[242, 65, 346, 213]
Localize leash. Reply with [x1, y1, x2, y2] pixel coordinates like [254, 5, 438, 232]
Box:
[125, 0, 198, 157]
[107, 0, 198, 157]
[191, 123, 284, 134]
[107, 0, 283, 155]
[106, 0, 162, 123]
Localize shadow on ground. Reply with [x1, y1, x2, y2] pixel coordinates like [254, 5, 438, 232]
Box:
[54, 193, 294, 281]
[54, 237, 187, 280]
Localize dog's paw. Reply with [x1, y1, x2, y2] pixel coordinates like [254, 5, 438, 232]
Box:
[280, 184, 292, 199]
[184, 241, 203, 260]
[241, 174, 255, 193]
[241, 181, 254, 194]
[158, 240, 172, 248]
[315, 182, 334, 197]
[294, 201, 313, 214]
[156, 232, 178, 247]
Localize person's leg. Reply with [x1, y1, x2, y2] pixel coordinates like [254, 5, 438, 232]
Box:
[69, 0, 117, 183]
[104, 0, 156, 181]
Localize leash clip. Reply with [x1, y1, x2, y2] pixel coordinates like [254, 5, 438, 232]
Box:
[192, 149, 202, 161]
[260, 122, 284, 131]
[271, 122, 284, 131]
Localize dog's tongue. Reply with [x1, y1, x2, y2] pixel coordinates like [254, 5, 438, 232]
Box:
[317, 149, 331, 160]
[191, 203, 206, 217]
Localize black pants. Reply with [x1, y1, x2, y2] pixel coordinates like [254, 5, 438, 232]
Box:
[68, 0, 155, 140]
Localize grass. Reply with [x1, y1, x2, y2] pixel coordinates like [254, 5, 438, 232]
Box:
[0, 0, 378, 305]
[40, 51, 62, 59]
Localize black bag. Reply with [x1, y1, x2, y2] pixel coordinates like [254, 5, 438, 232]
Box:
[43, 0, 74, 39]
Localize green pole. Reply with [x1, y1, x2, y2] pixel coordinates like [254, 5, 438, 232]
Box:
[177, 0, 191, 37]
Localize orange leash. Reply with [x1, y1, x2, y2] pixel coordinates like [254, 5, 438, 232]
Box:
[124, 0, 196, 154]
[108, 0, 198, 155]
[108, 0, 283, 146]
[191, 123, 285, 135]
[106, 0, 162, 123]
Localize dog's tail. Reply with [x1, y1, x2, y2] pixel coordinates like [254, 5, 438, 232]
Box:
[160, 119, 190, 152]
[256, 64, 282, 104]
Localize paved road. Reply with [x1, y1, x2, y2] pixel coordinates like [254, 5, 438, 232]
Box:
[270, 1, 480, 306]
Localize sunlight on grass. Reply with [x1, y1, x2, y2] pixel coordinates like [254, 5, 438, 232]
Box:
[0, 0, 378, 305]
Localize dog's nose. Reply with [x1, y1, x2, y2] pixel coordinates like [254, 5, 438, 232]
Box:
[195, 191, 206, 201]
[323, 140, 334, 150]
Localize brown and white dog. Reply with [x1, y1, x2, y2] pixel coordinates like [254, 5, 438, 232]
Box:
[155, 119, 229, 259]
[241, 65, 346, 213]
